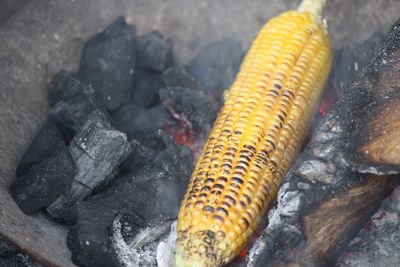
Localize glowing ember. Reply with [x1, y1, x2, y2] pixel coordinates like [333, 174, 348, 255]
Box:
[319, 94, 335, 117]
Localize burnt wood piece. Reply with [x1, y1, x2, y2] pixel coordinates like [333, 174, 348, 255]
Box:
[248, 18, 400, 267]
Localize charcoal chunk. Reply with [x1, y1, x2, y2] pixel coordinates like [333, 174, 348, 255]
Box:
[50, 95, 98, 140]
[186, 37, 242, 94]
[111, 103, 172, 134]
[48, 70, 95, 107]
[78, 17, 137, 111]
[118, 132, 167, 176]
[131, 106, 172, 132]
[67, 131, 193, 267]
[16, 119, 65, 177]
[162, 65, 202, 90]
[47, 110, 131, 220]
[67, 204, 122, 267]
[151, 133, 193, 219]
[137, 31, 173, 72]
[67, 186, 152, 267]
[116, 131, 193, 220]
[67, 171, 156, 267]
[110, 102, 140, 132]
[11, 144, 75, 215]
[159, 86, 219, 136]
[132, 69, 165, 107]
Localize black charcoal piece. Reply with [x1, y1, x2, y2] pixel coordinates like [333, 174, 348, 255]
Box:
[131, 106, 172, 132]
[67, 131, 193, 266]
[11, 145, 75, 215]
[78, 17, 137, 111]
[186, 37, 242, 94]
[118, 132, 167, 176]
[49, 94, 98, 140]
[159, 86, 219, 136]
[48, 70, 95, 107]
[162, 65, 202, 90]
[132, 69, 165, 107]
[117, 131, 193, 220]
[137, 31, 173, 72]
[67, 186, 152, 267]
[67, 177, 155, 267]
[111, 104, 172, 134]
[67, 204, 122, 267]
[16, 118, 65, 177]
[46, 110, 131, 220]
[110, 102, 140, 132]
[150, 132, 193, 219]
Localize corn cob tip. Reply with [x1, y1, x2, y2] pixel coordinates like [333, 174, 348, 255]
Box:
[175, 230, 225, 267]
[175, 249, 210, 267]
[298, 0, 326, 17]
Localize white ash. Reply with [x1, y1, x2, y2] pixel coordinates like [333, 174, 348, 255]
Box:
[297, 160, 334, 184]
[156, 221, 177, 267]
[247, 236, 268, 267]
[111, 215, 175, 267]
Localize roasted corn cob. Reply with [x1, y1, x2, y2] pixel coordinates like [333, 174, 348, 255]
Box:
[176, 0, 333, 266]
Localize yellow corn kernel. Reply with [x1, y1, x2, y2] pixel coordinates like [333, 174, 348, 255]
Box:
[175, 0, 332, 266]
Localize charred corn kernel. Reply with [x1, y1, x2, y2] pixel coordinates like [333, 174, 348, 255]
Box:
[176, 0, 332, 266]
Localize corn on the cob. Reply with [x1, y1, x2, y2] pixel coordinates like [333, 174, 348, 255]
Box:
[175, 0, 332, 266]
